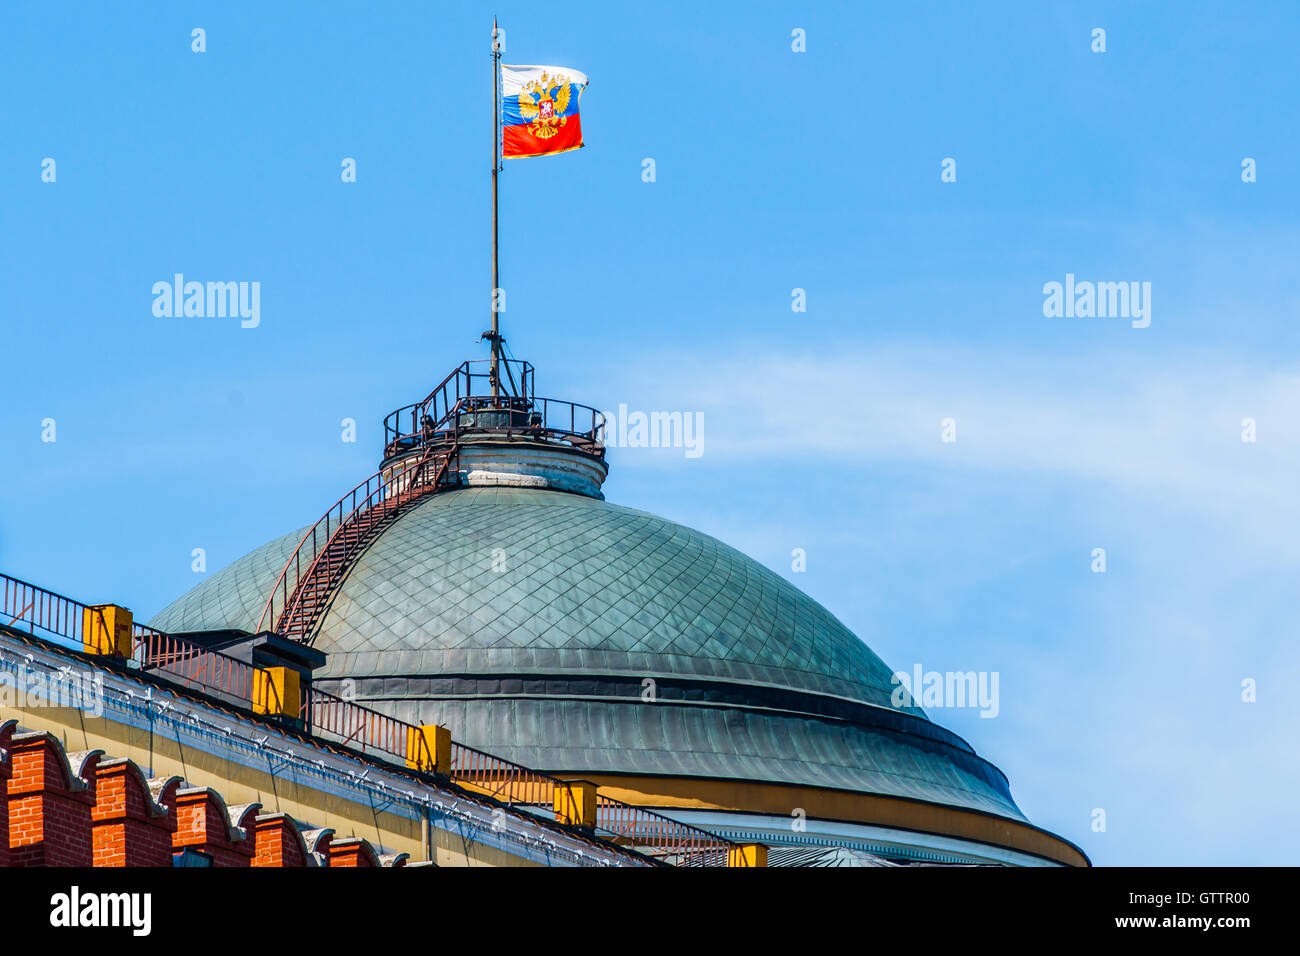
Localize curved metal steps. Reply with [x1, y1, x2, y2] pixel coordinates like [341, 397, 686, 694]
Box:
[257, 443, 458, 643]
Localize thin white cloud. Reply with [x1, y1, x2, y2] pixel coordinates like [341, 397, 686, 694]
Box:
[595, 344, 1300, 537]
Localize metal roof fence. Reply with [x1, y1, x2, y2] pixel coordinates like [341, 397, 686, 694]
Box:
[2, 569, 737, 866]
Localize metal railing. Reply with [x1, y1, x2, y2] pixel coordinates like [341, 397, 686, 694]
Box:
[594, 794, 731, 866]
[2, 572, 99, 645]
[383, 360, 605, 461]
[300, 686, 424, 765]
[384, 359, 535, 448]
[3, 570, 739, 865]
[256, 446, 454, 639]
[450, 741, 560, 808]
[1, 571, 262, 703]
[449, 741, 734, 865]
[131, 623, 260, 701]
[300, 686, 735, 863]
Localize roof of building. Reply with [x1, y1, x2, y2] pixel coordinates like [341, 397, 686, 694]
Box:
[151, 485, 1027, 824]
[764, 846, 900, 867]
[0, 620, 651, 867]
[156, 487, 898, 702]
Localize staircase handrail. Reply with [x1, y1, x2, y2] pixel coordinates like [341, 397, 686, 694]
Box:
[255, 446, 452, 637]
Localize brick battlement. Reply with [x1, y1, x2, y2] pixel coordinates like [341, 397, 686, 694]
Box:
[2, 721, 400, 869]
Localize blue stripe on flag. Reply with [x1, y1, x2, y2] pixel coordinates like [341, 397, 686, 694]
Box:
[502, 84, 583, 127]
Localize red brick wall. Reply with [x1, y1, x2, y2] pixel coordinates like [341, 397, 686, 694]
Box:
[251, 814, 308, 867]
[90, 760, 177, 867]
[170, 790, 254, 867]
[0, 728, 388, 869]
[6, 735, 95, 867]
[93, 820, 176, 867]
[328, 838, 379, 868]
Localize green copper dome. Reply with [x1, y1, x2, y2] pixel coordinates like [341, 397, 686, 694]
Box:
[151, 486, 1027, 824]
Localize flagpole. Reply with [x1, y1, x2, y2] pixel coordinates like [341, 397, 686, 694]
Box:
[489, 17, 502, 400]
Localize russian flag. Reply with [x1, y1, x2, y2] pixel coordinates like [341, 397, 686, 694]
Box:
[501, 65, 587, 159]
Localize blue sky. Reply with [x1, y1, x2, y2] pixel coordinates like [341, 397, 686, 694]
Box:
[2, 1, 1297, 865]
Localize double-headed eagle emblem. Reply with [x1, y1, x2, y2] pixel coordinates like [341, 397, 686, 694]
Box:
[516, 72, 574, 139]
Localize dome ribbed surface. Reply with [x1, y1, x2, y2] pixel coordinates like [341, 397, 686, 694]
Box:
[151, 486, 1025, 822]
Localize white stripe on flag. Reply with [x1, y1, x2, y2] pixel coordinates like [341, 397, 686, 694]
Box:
[501, 64, 588, 96]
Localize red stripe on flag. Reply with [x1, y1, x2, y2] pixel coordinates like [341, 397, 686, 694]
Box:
[502, 115, 583, 158]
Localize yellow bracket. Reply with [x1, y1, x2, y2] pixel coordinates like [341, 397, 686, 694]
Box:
[82, 604, 133, 658]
